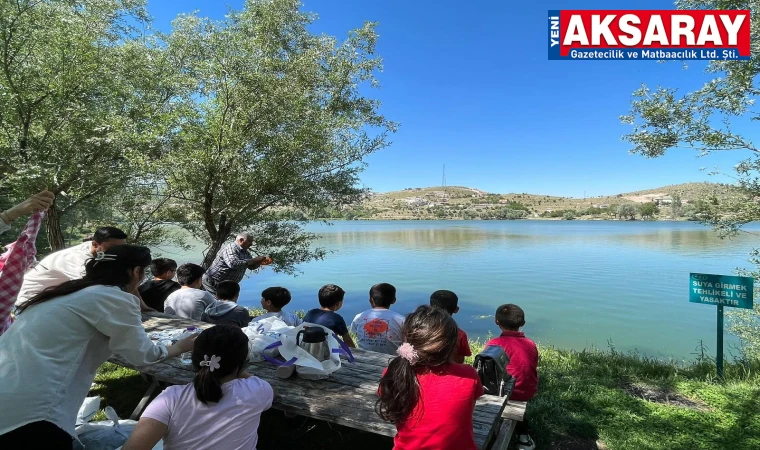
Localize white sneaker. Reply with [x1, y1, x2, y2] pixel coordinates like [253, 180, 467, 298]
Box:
[517, 434, 536, 450]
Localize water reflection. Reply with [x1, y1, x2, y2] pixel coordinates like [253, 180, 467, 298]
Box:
[319, 224, 754, 257]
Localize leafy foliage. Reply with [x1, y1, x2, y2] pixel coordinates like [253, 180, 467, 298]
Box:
[620, 0, 760, 359]
[0, 0, 177, 250]
[616, 203, 638, 220]
[161, 0, 396, 271]
[0, 0, 396, 271]
[638, 202, 659, 219]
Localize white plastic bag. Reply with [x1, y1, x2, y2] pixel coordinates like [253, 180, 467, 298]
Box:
[242, 316, 292, 361]
[76, 396, 101, 427]
[148, 328, 189, 347]
[246, 315, 291, 338]
[74, 406, 137, 450]
[262, 322, 354, 379]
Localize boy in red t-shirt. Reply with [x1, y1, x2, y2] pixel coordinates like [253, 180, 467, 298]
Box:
[430, 290, 472, 363]
[484, 304, 538, 450]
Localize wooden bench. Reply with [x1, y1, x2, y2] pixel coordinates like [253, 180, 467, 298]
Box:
[110, 313, 526, 450]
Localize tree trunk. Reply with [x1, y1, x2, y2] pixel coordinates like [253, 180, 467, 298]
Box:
[201, 214, 233, 269]
[46, 204, 65, 251]
[201, 238, 225, 269]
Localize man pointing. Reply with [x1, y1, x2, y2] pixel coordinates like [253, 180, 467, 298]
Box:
[202, 232, 269, 296]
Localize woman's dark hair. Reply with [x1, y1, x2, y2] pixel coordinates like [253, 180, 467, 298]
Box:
[376, 305, 458, 424]
[176, 263, 205, 286]
[17, 245, 152, 314]
[261, 286, 291, 309]
[192, 325, 250, 405]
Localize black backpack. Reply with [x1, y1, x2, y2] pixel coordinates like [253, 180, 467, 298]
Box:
[473, 345, 514, 397]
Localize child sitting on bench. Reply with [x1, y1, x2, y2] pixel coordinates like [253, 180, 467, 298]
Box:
[123, 325, 273, 450]
[484, 304, 538, 450]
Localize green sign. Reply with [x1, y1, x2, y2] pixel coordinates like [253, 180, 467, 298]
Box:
[689, 273, 754, 310]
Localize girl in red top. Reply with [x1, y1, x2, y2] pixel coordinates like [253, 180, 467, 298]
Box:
[377, 305, 483, 450]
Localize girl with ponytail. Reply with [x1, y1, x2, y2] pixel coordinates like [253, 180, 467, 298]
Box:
[0, 245, 195, 450]
[123, 325, 273, 450]
[377, 305, 484, 450]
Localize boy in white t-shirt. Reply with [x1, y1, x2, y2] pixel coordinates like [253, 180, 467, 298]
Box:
[350, 283, 405, 355]
[123, 325, 273, 450]
[252, 286, 303, 326]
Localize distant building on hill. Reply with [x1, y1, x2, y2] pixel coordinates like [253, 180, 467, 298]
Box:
[405, 197, 429, 207]
[654, 196, 673, 205]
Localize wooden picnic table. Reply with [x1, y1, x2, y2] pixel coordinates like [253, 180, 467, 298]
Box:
[110, 313, 526, 450]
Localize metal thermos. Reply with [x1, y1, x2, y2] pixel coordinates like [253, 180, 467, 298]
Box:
[296, 327, 330, 362]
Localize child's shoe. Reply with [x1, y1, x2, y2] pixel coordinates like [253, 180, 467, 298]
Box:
[517, 434, 535, 450]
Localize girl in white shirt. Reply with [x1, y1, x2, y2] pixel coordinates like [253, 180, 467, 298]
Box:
[0, 245, 195, 450]
[123, 325, 273, 450]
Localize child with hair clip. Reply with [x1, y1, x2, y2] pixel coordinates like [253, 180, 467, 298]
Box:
[123, 325, 273, 450]
[376, 305, 484, 450]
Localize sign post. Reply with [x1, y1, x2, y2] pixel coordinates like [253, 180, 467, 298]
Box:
[689, 273, 754, 380]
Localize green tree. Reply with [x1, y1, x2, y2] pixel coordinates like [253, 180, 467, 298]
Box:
[671, 194, 683, 219]
[562, 211, 575, 220]
[616, 204, 637, 220]
[638, 202, 659, 220]
[0, 0, 178, 250]
[620, 0, 760, 358]
[163, 0, 397, 272]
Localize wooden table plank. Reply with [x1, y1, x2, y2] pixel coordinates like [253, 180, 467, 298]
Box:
[112, 313, 511, 449]
[502, 400, 527, 422]
[489, 419, 517, 450]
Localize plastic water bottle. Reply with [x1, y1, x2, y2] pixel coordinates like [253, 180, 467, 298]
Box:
[178, 326, 199, 365]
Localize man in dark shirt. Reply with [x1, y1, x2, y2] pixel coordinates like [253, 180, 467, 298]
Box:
[202, 232, 270, 296]
[138, 258, 181, 312]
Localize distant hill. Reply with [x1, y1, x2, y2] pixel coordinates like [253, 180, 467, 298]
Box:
[330, 182, 741, 221]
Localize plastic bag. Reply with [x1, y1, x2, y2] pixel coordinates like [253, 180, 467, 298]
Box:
[242, 316, 292, 362]
[246, 315, 291, 339]
[147, 328, 188, 347]
[76, 396, 101, 427]
[74, 406, 137, 450]
[262, 322, 354, 379]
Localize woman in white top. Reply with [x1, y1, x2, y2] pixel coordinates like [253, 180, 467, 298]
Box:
[0, 245, 196, 450]
[123, 325, 273, 450]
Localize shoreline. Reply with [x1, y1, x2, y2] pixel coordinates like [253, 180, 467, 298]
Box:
[314, 217, 699, 222]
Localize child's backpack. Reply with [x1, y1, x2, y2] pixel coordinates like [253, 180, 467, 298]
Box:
[473, 345, 514, 397]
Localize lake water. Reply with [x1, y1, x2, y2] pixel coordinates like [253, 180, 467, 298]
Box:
[153, 220, 760, 360]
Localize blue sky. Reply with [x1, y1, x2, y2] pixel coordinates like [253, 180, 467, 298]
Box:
[145, 0, 753, 197]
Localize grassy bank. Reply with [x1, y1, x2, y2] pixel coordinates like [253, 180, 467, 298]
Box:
[91, 339, 760, 450]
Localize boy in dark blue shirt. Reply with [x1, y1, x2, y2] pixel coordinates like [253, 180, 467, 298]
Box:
[303, 284, 356, 348]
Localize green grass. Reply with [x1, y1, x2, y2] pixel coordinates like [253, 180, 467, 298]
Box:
[518, 347, 759, 450]
[91, 342, 760, 450]
[248, 307, 307, 318]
